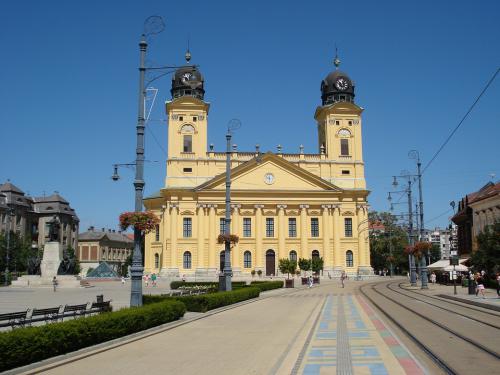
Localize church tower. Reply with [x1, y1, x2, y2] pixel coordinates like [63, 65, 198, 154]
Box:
[165, 51, 210, 187]
[315, 54, 366, 190]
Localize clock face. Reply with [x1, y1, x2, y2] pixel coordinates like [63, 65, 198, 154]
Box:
[335, 77, 349, 91]
[181, 72, 193, 84]
[264, 173, 275, 185]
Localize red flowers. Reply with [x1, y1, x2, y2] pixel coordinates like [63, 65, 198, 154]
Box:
[405, 242, 432, 259]
[217, 234, 239, 246]
[119, 211, 160, 233]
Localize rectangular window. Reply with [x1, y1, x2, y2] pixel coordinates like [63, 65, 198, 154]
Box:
[183, 218, 192, 238]
[179, 116, 183, 121]
[193, 116, 197, 122]
[288, 218, 297, 237]
[340, 139, 349, 156]
[183, 167, 192, 173]
[155, 224, 160, 242]
[183, 135, 192, 152]
[345, 218, 353, 237]
[243, 218, 251, 237]
[266, 218, 274, 237]
[220, 218, 226, 234]
[311, 218, 319, 237]
[342, 170, 350, 175]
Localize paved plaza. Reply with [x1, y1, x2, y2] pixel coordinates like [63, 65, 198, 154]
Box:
[5, 278, 436, 375]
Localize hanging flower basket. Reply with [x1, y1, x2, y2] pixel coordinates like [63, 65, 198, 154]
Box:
[217, 233, 239, 246]
[404, 245, 415, 255]
[119, 211, 160, 233]
[413, 241, 432, 259]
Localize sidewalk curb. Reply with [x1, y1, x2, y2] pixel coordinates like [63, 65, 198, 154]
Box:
[8, 286, 301, 375]
[436, 294, 500, 312]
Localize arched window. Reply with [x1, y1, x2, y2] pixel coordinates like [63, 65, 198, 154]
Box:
[183, 251, 192, 269]
[244, 251, 252, 268]
[180, 124, 195, 133]
[289, 250, 297, 262]
[340, 139, 349, 156]
[312, 250, 320, 260]
[346, 250, 353, 267]
[154, 253, 159, 268]
[337, 128, 351, 137]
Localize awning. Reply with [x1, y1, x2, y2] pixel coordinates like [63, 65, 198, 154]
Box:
[427, 259, 468, 270]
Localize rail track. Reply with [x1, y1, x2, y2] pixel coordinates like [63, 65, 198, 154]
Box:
[359, 280, 500, 375]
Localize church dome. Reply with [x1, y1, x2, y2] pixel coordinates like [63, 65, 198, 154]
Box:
[320, 57, 355, 106]
[171, 51, 205, 100]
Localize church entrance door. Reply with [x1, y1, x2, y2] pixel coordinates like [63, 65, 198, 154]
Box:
[266, 250, 275, 276]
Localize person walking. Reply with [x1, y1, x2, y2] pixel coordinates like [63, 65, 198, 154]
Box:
[52, 276, 58, 292]
[121, 276, 125, 285]
[476, 273, 486, 299]
[430, 272, 437, 284]
[144, 274, 149, 287]
[308, 275, 313, 288]
[151, 273, 157, 287]
[341, 271, 347, 288]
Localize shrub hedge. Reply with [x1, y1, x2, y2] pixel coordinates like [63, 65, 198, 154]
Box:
[250, 280, 284, 291]
[144, 287, 260, 312]
[0, 300, 186, 372]
[170, 281, 247, 289]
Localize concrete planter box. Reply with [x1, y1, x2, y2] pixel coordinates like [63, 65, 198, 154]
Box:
[313, 277, 320, 284]
[285, 279, 294, 288]
[301, 277, 308, 285]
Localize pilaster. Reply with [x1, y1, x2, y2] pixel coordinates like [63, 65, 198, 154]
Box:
[166, 202, 179, 276]
[255, 204, 264, 271]
[332, 204, 342, 274]
[208, 204, 217, 272]
[299, 204, 309, 259]
[231, 204, 242, 275]
[277, 204, 287, 262]
[321, 204, 333, 273]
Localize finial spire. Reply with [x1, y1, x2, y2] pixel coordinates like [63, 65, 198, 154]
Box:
[333, 44, 340, 69]
[185, 35, 191, 63]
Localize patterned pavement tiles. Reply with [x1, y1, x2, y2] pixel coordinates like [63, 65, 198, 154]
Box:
[297, 294, 426, 375]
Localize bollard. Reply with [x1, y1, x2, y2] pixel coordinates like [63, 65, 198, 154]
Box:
[96, 294, 104, 303]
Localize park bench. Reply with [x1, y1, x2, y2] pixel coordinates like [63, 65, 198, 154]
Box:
[61, 303, 90, 320]
[0, 309, 31, 329]
[88, 300, 112, 315]
[30, 306, 64, 325]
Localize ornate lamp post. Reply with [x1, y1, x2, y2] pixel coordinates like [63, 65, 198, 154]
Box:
[219, 119, 241, 292]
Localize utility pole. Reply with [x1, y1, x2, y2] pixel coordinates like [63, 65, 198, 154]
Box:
[221, 130, 233, 291]
[407, 178, 417, 286]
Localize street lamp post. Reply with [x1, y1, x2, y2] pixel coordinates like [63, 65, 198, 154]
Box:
[1, 194, 14, 286]
[409, 150, 428, 289]
[220, 120, 241, 292]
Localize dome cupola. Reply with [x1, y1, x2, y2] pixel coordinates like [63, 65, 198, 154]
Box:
[320, 54, 355, 106]
[171, 50, 205, 100]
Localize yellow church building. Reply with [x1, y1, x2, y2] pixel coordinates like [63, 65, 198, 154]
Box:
[143, 54, 372, 278]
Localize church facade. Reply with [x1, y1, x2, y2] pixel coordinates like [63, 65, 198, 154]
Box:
[143, 55, 372, 278]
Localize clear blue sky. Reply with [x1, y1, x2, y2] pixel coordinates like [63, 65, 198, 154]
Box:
[1, 0, 499, 232]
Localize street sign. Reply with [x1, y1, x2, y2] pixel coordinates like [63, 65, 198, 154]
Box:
[450, 250, 458, 256]
[450, 257, 459, 266]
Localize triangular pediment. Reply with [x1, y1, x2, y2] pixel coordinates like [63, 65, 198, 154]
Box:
[196, 153, 342, 192]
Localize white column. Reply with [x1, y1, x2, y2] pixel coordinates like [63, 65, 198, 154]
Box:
[332, 204, 342, 275]
[321, 205, 333, 274]
[168, 203, 179, 276]
[255, 205, 264, 271]
[277, 205, 287, 265]
[231, 204, 241, 274]
[196, 204, 205, 271]
[300, 204, 309, 260]
[208, 204, 217, 273]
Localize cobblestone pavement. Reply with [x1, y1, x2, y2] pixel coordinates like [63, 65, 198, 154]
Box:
[20, 278, 429, 375]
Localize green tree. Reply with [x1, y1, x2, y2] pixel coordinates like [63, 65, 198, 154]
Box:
[278, 258, 297, 279]
[311, 257, 324, 275]
[470, 222, 500, 275]
[0, 232, 33, 275]
[429, 243, 441, 263]
[369, 211, 409, 274]
[65, 246, 81, 274]
[298, 258, 311, 275]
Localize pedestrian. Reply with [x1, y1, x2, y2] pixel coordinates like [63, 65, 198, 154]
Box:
[144, 274, 149, 287]
[328, 272, 332, 280]
[476, 273, 486, 299]
[407, 272, 410, 280]
[496, 273, 500, 297]
[121, 276, 125, 285]
[341, 271, 347, 288]
[52, 276, 58, 292]
[151, 273, 157, 287]
[430, 272, 436, 284]
[182, 274, 186, 283]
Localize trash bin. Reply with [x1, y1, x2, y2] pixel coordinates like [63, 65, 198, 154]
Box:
[96, 294, 104, 303]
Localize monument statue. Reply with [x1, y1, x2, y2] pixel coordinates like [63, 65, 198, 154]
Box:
[57, 251, 76, 275]
[47, 216, 61, 242]
[27, 256, 41, 275]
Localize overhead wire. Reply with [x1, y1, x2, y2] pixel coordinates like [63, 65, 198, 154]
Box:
[421, 67, 499, 175]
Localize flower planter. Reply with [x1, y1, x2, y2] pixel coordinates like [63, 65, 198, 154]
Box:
[285, 279, 294, 288]
[313, 277, 320, 284]
[301, 277, 308, 285]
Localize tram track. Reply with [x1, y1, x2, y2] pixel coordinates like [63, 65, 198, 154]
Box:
[385, 282, 500, 330]
[359, 281, 500, 375]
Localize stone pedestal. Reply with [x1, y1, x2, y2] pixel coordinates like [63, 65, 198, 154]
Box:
[11, 242, 81, 288]
[41, 242, 63, 278]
